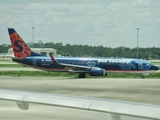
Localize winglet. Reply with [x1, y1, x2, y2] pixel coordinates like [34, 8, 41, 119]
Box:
[68, 54, 71, 57]
[49, 52, 57, 63]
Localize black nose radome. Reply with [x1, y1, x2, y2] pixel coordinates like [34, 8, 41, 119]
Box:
[151, 65, 159, 70]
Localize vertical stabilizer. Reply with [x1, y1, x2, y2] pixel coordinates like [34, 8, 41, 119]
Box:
[8, 28, 32, 58]
[8, 28, 43, 58]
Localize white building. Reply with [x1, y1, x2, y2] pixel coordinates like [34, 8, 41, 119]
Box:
[8, 48, 57, 57]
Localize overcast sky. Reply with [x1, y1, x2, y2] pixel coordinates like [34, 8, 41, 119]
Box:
[0, 0, 160, 48]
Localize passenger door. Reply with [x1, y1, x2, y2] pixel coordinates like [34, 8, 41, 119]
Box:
[33, 59, 37, 66]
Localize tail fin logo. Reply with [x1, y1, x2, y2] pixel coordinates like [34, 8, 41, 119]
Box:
[8, 28, 32, 58]
[13, 40, 23, 52]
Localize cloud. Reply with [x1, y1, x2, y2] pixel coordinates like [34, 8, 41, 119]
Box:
[0, 0, 160, 48]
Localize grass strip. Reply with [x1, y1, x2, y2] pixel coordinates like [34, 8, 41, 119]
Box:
[0, 64, 25, 67]
[0, 71, 160, 78]
[0, 71, 76, 77]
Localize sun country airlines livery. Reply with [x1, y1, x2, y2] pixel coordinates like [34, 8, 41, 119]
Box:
[8, 28, 159, 78]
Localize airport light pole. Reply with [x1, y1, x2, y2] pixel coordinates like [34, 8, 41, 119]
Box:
[136, 28, 139, 59]
[32, 27, 35, 49]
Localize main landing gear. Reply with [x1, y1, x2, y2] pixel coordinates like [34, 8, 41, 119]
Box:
[78, 73, 86, 78]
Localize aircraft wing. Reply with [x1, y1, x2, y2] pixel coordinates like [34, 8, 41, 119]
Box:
[59, 62, 92, 72]
[0, 89, 160, 120]
[50, 53, 92, 72]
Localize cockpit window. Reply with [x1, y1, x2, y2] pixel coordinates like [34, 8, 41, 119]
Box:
[146, 63, 151, 66]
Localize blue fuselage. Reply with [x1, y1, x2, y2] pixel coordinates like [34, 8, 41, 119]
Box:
[13, 56, 159, 74]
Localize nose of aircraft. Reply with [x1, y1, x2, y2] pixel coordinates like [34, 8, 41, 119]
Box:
[151, 65, 159, 70]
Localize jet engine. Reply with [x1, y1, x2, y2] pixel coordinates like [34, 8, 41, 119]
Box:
[89, 68, 105, 76]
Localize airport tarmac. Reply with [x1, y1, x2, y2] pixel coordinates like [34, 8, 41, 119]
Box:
[0, 76, 160, 120]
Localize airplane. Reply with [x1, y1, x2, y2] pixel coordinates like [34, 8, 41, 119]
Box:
[8, 28, 159, 78]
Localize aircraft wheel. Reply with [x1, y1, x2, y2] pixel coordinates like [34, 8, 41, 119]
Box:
[105, 73, 109, 76]
[79, 73, 86, 78]
[141, 75, 144, 79]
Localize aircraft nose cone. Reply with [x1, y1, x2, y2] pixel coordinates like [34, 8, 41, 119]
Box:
[151, 65, 159, 70]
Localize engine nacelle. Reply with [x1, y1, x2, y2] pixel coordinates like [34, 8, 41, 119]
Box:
[89, 68, 105, 76]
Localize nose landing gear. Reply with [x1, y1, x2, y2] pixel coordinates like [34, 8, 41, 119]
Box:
[141, 75, 144, 79]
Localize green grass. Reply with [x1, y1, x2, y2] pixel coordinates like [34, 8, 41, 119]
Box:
[0, 64, 25, 67]
[0, 71, 77, 77]
[0, 70, 160, 78]
[151, 62, 160, 65]
[0, 58, 12, 62]
[107, 73, 160, 78]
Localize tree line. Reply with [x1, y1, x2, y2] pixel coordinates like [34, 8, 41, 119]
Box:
[1, 41, 160, 60]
